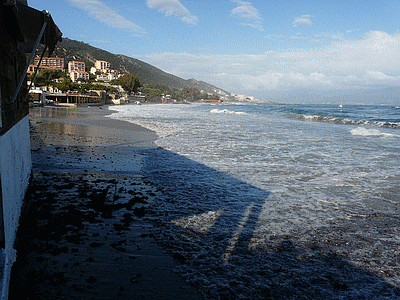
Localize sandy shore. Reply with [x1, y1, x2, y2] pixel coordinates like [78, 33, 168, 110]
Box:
[9, 105, 203, 299]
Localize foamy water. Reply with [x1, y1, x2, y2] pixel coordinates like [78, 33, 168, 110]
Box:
[109, 103, 400, 299]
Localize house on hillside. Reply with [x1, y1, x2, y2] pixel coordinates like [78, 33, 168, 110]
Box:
[68, 61, 88, 82]
[94, 60, 111, 73]
[68, 60, 85, 72]
[33, 56, 64, 71]
[27, 64, 58, 75]
[91, 60, 121, 82]
[70, 70, 89, 82]
[0, 1, 61, 298]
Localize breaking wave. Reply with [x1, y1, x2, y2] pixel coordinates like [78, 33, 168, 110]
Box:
[289, 113, 400, 129]
[350, 127, 398, 137]
[210, 109, 248, 115]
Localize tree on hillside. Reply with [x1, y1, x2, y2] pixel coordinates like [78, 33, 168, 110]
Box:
[181, 87, 200, 101]
[118, 74, 141, 94]
[55, 77, 73, 92]
[30, 69, 64, 87]
[138, 85, 162, 102]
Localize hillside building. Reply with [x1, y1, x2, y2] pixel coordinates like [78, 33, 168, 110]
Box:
[70, 70, 89, 82]
[94, 60, 110, 73]
[68, 61, 85, 73]
[33, 56, 64, 71]
[27, 64, 59, 75]
[96, 74, 108, 81]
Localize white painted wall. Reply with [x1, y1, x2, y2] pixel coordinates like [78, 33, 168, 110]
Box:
[0, 116, 32, 300]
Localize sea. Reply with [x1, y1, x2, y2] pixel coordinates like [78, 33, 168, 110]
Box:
[108, 103, 400, 299]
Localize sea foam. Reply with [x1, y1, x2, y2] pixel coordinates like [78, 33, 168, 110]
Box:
[350, 127, 397, 137]
[210, 108, 247, 115]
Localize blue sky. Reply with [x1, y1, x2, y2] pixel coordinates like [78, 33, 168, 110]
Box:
[29, 0, 400, 103]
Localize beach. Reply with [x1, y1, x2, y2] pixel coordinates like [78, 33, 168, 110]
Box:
[8, 103, 400, 299]
[8, 105, 203, 299]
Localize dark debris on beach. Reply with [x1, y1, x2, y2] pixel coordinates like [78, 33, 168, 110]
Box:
[9, 172, 202, 300]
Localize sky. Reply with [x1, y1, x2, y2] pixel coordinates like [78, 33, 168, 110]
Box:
[29, 0, 400, 104]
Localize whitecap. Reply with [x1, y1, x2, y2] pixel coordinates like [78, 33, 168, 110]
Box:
[350, 127, 396, 137]
[210, 109, 247, 115]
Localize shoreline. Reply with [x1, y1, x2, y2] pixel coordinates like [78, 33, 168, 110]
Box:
[9, 105, 203, 299]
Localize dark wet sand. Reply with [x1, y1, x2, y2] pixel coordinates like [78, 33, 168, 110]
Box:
[9, 105, 203, 299]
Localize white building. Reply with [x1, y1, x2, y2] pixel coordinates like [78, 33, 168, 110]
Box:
[70, 70, 89, 82]
[96, 74, 108, 81]
[95, 60, 110, 73]
[68, 61, 85, 73]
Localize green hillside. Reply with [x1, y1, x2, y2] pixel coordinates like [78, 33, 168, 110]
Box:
[44, 38, 227, 95]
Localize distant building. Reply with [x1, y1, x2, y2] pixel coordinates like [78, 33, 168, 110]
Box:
[95, 60, 110, 73]
[34, 56, 64, 71]
[107, 70, 120, 81]
[68, 61, 85, 73]
[70, 70, 89, 82]
[27, 64, 59, 75]
[96, 74, 109, 81]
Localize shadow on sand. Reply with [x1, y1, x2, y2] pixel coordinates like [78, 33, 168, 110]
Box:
[140, 146, 400, 299]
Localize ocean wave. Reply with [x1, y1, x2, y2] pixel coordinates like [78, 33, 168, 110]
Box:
[210, 109, 248, 115]
[350, 127, 398, 137]
[289, 113, 400, 129]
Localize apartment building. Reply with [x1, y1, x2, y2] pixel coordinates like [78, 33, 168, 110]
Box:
[68, 61, 85, 73]
[70, 70, 89, 82]
[27, 64, 58, 75]
[94, 60, 110, 72]
[34, 56, 64, 70]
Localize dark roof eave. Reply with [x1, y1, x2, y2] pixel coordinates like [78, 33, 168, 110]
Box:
[7, 2, 63, 55]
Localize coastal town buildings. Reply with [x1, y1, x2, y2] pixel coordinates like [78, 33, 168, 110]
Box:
[95, 60, 110, 72]
[96, 74, 108, 81]
[27, 64, 58, 75]
[34, 56, 64, 71]
[70, 70, 89, 82]
[26, 57, 64, 76]
[68, 61, 89, 82]
[68, 60, 85, 72]
[90, 60, 121, 82]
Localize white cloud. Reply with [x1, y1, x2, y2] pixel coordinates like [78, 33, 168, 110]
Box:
[231, 0, 264, 31]
[139, 31, 400, 101]
[146, 0, 198, 25]
[66, 0, 143, 31]
[293, 15, 313, 27]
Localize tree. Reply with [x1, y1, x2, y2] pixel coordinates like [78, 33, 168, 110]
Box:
[181, 87, 200, 101]
[138, 85, 162, 102]
[118, 74, 141, 94]
[33, 69, 64, 87]
[56, 77, 73, 92]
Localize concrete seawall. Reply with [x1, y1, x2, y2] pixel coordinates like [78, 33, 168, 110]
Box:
[0, 116, 32, 300]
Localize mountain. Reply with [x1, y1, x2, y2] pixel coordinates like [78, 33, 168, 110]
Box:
[44, 38, 228, 95]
